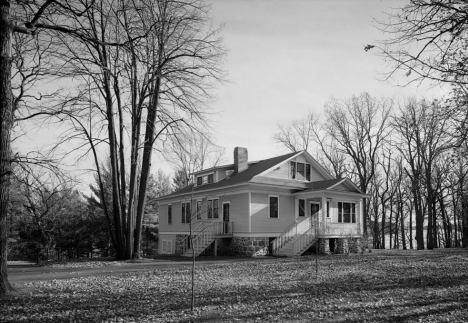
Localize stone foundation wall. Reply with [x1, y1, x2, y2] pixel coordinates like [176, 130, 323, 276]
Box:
[336, 238, 349, 254]
[349, 238, 360, 253]
[231, 237, 269, 256]
[318, 238, 330, 254]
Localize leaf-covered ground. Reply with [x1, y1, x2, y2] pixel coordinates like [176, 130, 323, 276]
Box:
[2, 251, 468, 322]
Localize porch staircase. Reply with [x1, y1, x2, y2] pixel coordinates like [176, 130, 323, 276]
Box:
[181, 222, 232, 258]
[272, 214, 320, 257]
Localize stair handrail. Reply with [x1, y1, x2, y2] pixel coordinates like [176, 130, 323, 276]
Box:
[272, 211, 324, 254]
[271, 214, 311, 254]
[180, 221, 210, 255]
[292, 226, 318, 255]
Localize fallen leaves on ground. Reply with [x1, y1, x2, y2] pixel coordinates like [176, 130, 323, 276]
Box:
[1, 251, 468, 322]
[41, 257, 156, 269]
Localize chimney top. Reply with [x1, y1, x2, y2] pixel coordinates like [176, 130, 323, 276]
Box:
[234, 147, 248, 174]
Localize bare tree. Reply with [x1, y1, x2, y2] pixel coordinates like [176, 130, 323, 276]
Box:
[324, 92, 393, 234]
[273, 112, 319, 153]
[0, 0, 102, 296]
[43, 0, 226, 259]
[374, 1, 468, 87]
[164, 129, 225, 184]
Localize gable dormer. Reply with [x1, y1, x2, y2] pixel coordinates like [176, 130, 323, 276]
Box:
[195, 172, 215, 186]
[289, 154, 311, 181]
[257, 151, 333, 182]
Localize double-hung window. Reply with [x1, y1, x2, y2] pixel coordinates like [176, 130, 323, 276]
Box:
[290, 162, 296, 179]
[269, 196, 279, 218]
[290, 161, 311, 181]
[196, 173, 215, 186]
[299, 199, 305, 217]
[338, 202, 356, 223]
[168, 204, 172, 224]
[196, 200, 202, 219]
[182, 202, 191, 223]
[213, 199, 219, 218]
[207, 199, 219, 219]
[297, 163, 305, 180]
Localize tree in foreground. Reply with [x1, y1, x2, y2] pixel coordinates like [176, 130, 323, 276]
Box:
[0, 0, 100, 297]
[46, 0, 225, 260]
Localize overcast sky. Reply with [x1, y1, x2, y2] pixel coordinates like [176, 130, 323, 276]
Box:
[16, 0, 448, 189]
[154, 0, 446, 171]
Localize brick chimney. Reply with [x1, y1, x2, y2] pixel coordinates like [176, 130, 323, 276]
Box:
[234, 147, 248, 173]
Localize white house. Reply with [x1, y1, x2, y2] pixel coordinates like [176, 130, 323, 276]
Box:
[156, 147, 368, 257]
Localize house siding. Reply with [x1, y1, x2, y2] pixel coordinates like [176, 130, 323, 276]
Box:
[250, 193, 295, 234]
[159, 234, 177, 254]
[219, 193, 249, 233]
[158, 191, 249, 235]
[264, 162, 289, 179]
[333, 183, 352, 191]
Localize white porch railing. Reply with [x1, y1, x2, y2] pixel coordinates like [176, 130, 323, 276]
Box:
[272, 212, 325, 255]
[271, 213, 317, 254]
[180, 221, 233, 256]
[292, 226, 318, 255]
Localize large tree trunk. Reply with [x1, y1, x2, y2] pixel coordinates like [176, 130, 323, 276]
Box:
[381, 200, 386, 249]
[414, 183, 425, 250]
[0, 0, 14, 296]
[400, 197, 406, 250]
[134, 75, 161, 259]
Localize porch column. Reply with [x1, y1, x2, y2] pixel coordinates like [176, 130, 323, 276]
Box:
[295, 198, 299, 221]
[321, 195, 327, 231]
[358, 199, 363, 234]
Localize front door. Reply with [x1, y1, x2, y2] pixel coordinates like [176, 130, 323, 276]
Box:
[223, 203, 230, 234]
[310, 202, 320, 225]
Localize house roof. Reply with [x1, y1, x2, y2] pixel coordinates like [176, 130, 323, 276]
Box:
[303, 178, 364, 194]
[305, 179, 344, 190]
[158, 151, 298, 200]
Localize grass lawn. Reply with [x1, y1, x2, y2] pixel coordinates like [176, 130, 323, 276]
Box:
[1, 251, 467, 322]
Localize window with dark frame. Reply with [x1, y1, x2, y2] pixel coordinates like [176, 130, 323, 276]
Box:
[208, 174, 214, 183]
[182, 202, 186, 223]
[182, 202, 191, 223]
[299, 199, 305, 217]
[168, 205, 172, 224]
[197, 177, 202, 186]
[269, 196, 279, 218]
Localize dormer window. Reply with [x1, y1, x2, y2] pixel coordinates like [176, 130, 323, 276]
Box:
[290, 162, 296, 179]
[196, 173, 215, 186]
[290, 161, 311, 181]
